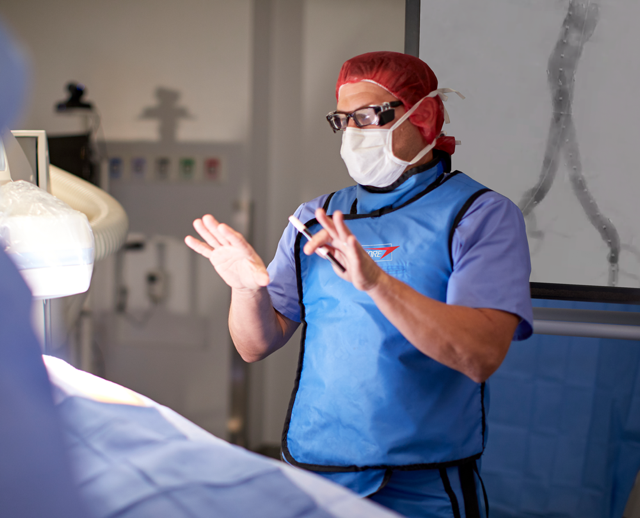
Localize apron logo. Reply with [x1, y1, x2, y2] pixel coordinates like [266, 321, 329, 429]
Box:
[363, 244, 399, 262]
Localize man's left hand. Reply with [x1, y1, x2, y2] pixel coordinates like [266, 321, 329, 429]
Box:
[303, 208, 385, 292]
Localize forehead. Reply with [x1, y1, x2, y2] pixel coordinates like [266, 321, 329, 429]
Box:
[337, 81, 399, 112]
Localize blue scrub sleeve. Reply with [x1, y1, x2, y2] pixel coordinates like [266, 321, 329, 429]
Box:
[447, 191, 533, 341]
[266, 194, 329, 322]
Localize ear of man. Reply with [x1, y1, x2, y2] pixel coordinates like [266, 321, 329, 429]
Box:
[408, 96, 442, 145]
[391, 97, 441, 164]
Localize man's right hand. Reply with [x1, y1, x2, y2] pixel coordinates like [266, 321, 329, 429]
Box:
[185, 214, 270, 291]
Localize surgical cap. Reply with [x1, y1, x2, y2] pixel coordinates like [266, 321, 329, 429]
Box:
[336, 51, 456, 155]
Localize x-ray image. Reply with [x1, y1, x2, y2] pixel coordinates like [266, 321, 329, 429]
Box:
[420, 0, 640, 289]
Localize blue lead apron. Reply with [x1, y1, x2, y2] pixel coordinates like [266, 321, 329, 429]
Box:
[282, 171, 492, 472]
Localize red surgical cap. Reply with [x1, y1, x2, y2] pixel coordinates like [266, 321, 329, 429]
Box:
[336, 51, 456, 155]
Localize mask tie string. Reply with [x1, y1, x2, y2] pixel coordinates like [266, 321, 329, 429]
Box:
[390, 87, 466, 162]
[427, 88, 465, 124]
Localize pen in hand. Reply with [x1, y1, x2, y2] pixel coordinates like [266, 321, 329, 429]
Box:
[288, 215, 347, 273]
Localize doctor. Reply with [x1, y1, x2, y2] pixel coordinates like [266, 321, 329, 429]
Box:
[186, 51, 533, 517]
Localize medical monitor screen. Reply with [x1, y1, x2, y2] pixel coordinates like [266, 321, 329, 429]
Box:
[11, 130, 50, 192]
[415, 0, 640, 303]
[15, 136, 38, 183]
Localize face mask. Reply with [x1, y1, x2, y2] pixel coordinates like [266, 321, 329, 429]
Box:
[339, 96, 432, 188]
[340, 88, 464, 188]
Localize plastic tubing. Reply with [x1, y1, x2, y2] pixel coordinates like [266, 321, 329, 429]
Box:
[49, 165, 128, 262]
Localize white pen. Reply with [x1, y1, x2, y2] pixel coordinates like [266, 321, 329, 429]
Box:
[288, 215, 346, 273]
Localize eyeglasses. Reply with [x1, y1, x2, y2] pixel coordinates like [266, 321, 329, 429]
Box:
[326, 101, 403, 132]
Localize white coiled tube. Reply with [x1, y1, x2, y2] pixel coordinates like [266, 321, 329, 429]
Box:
[49, 165, 128, 262]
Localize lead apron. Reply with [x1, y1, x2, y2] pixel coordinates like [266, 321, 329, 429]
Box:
[282, 172, 491, 471]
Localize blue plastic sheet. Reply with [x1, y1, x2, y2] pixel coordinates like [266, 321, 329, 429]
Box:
[57, 396, 338, 518]
[483, 299, 640, 518]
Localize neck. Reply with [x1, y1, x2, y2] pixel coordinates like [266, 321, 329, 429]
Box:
[355, 156, 445, 214]
[404, 149, 434, 172]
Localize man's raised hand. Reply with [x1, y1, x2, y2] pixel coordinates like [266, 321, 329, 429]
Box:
[303, 208, 383, 292]
[185, 214, 269, 291]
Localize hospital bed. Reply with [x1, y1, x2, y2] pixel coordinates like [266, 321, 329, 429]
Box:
[44, 355, 401, 518]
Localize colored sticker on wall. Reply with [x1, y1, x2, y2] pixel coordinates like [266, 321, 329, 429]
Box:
[179, 158, 195, 180]
[156, 157, 171, 180]
[109, 158, 123, 179]
[131, 157, 147, 178]
[204, 157, 220, 181]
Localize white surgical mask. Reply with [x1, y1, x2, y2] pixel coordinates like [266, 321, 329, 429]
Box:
[340, 89, 463, 188]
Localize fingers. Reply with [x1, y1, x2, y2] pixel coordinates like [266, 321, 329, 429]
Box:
[345, 234, 362, 264]
[317, 209, 352, 245]
[191, 215, 250, 252]
[304, 209, 354, 255]
[184, 235, 213, 257]
[251, 263, 271, 287]
[193, 216, 222, 248]
[304, 209, 338, 255]
[202, 214, 231, 247]
[218, 222, 252, 252]
[303, 228, 333, 255]
[332, 211, 353, 243]
[193, 217, 222, 249]
[315, 209, 340, 241]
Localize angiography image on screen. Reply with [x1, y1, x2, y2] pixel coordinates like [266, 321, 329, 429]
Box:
[420, 0, 640, 290]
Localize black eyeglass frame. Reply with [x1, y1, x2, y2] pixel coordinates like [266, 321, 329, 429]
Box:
[326, 101, 404, 133]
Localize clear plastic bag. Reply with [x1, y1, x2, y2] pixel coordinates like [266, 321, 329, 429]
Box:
[0, 180, 95, 298]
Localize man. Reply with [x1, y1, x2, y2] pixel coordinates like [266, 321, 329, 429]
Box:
[186, 51, 533, 517]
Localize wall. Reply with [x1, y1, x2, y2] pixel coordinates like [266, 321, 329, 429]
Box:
[0, 0, 405, 448]
[0, 0, 253, 439]
[251, 0, 405, 447]
[419, 0, 640, 289]
[3, 0, 252, 142]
